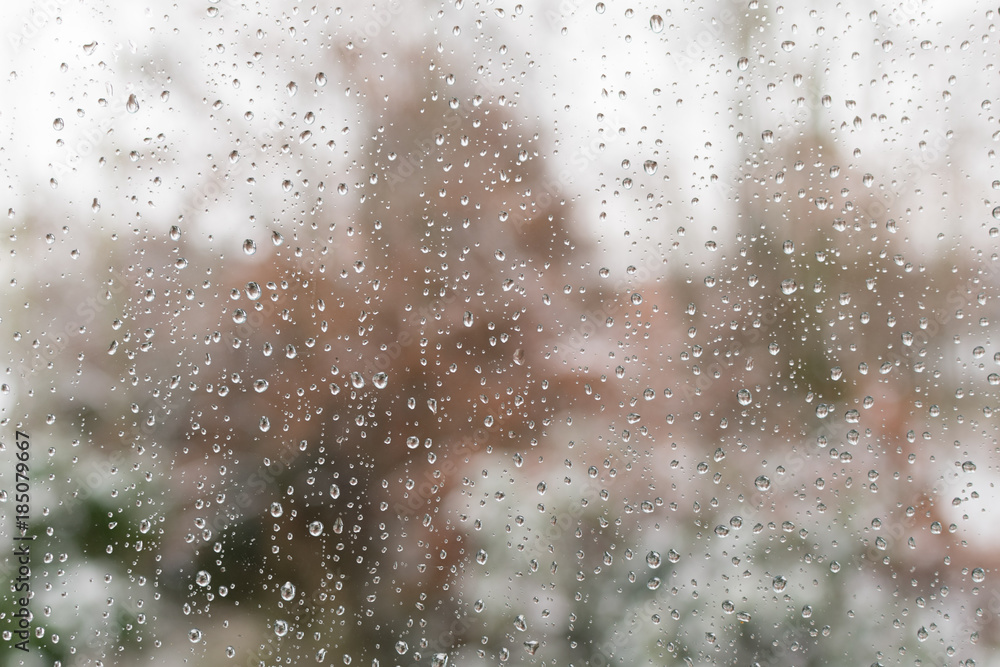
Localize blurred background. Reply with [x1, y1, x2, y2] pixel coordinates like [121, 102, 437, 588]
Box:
[2, 0, 1000, 665]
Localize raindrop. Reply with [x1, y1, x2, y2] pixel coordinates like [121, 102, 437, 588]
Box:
[189, 628, 203, 643]
[780, 279, 797, 295]
[195, 571, 211, 587]
[373, 372, 388, 389]
[737, 389, 752, 406]
[280, 581, 296, 601]
[649, 15, 663, 33]
[243, 239, 257, 255]
[308, 521, 324, 536]
[772, 575, 787, 592]
[126, 94, 140, 113]
[253, 379, 269, 393]
[754, 475, 771, 491]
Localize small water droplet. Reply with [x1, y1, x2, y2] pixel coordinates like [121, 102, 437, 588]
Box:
[243, 239, 256, 255]
[126, 94, 140, 113]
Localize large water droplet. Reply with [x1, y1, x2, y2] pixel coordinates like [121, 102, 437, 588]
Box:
[737, 388, 752, 406]
[280, 581, 296, 601]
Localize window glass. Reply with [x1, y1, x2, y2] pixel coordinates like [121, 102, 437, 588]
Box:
[3, 1, 998, 665]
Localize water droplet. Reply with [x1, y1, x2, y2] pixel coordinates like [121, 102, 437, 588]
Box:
[737, 57, 749, 70]
[463, 311, 474, 327]
[754, 475, 771, 491]
[772, 575, 787, 592]
[780, 279, 797, 295]
[781, 40, 795, 51]
[782, 240, 794, 254]
[189, 628, 203, 643]
[259, 416, 270, 432]
[649, 14, 663, 32]
[737, 389, 752, 406]
[373, 372, 388, 389]
[196, 570, 211, 587]
[274, 620, 288, 637]
[646, 550, 661, 568]
[253, 379, 268, 393]
[330, 484, 340, 499]
[243, 239, 256, 255]
[126, 94, 140, 113]
[962, 461, 977, 472]
[245, 282, 262, 300]
[53, 118, 64, 131]
[270, 502, 283, 518]
[308, 521, 323, 536]
[514, 614, 527, 631]
[476, 549, 488, 564]
[233, 309, 247, 324]
[315, 72, 327, 86]
[431, 653, 449, 667]
[280, 581, 296, 601]
[643, 160, 658, 175]
[395, 641, 408, 655]
[972, 567, 986, 583]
